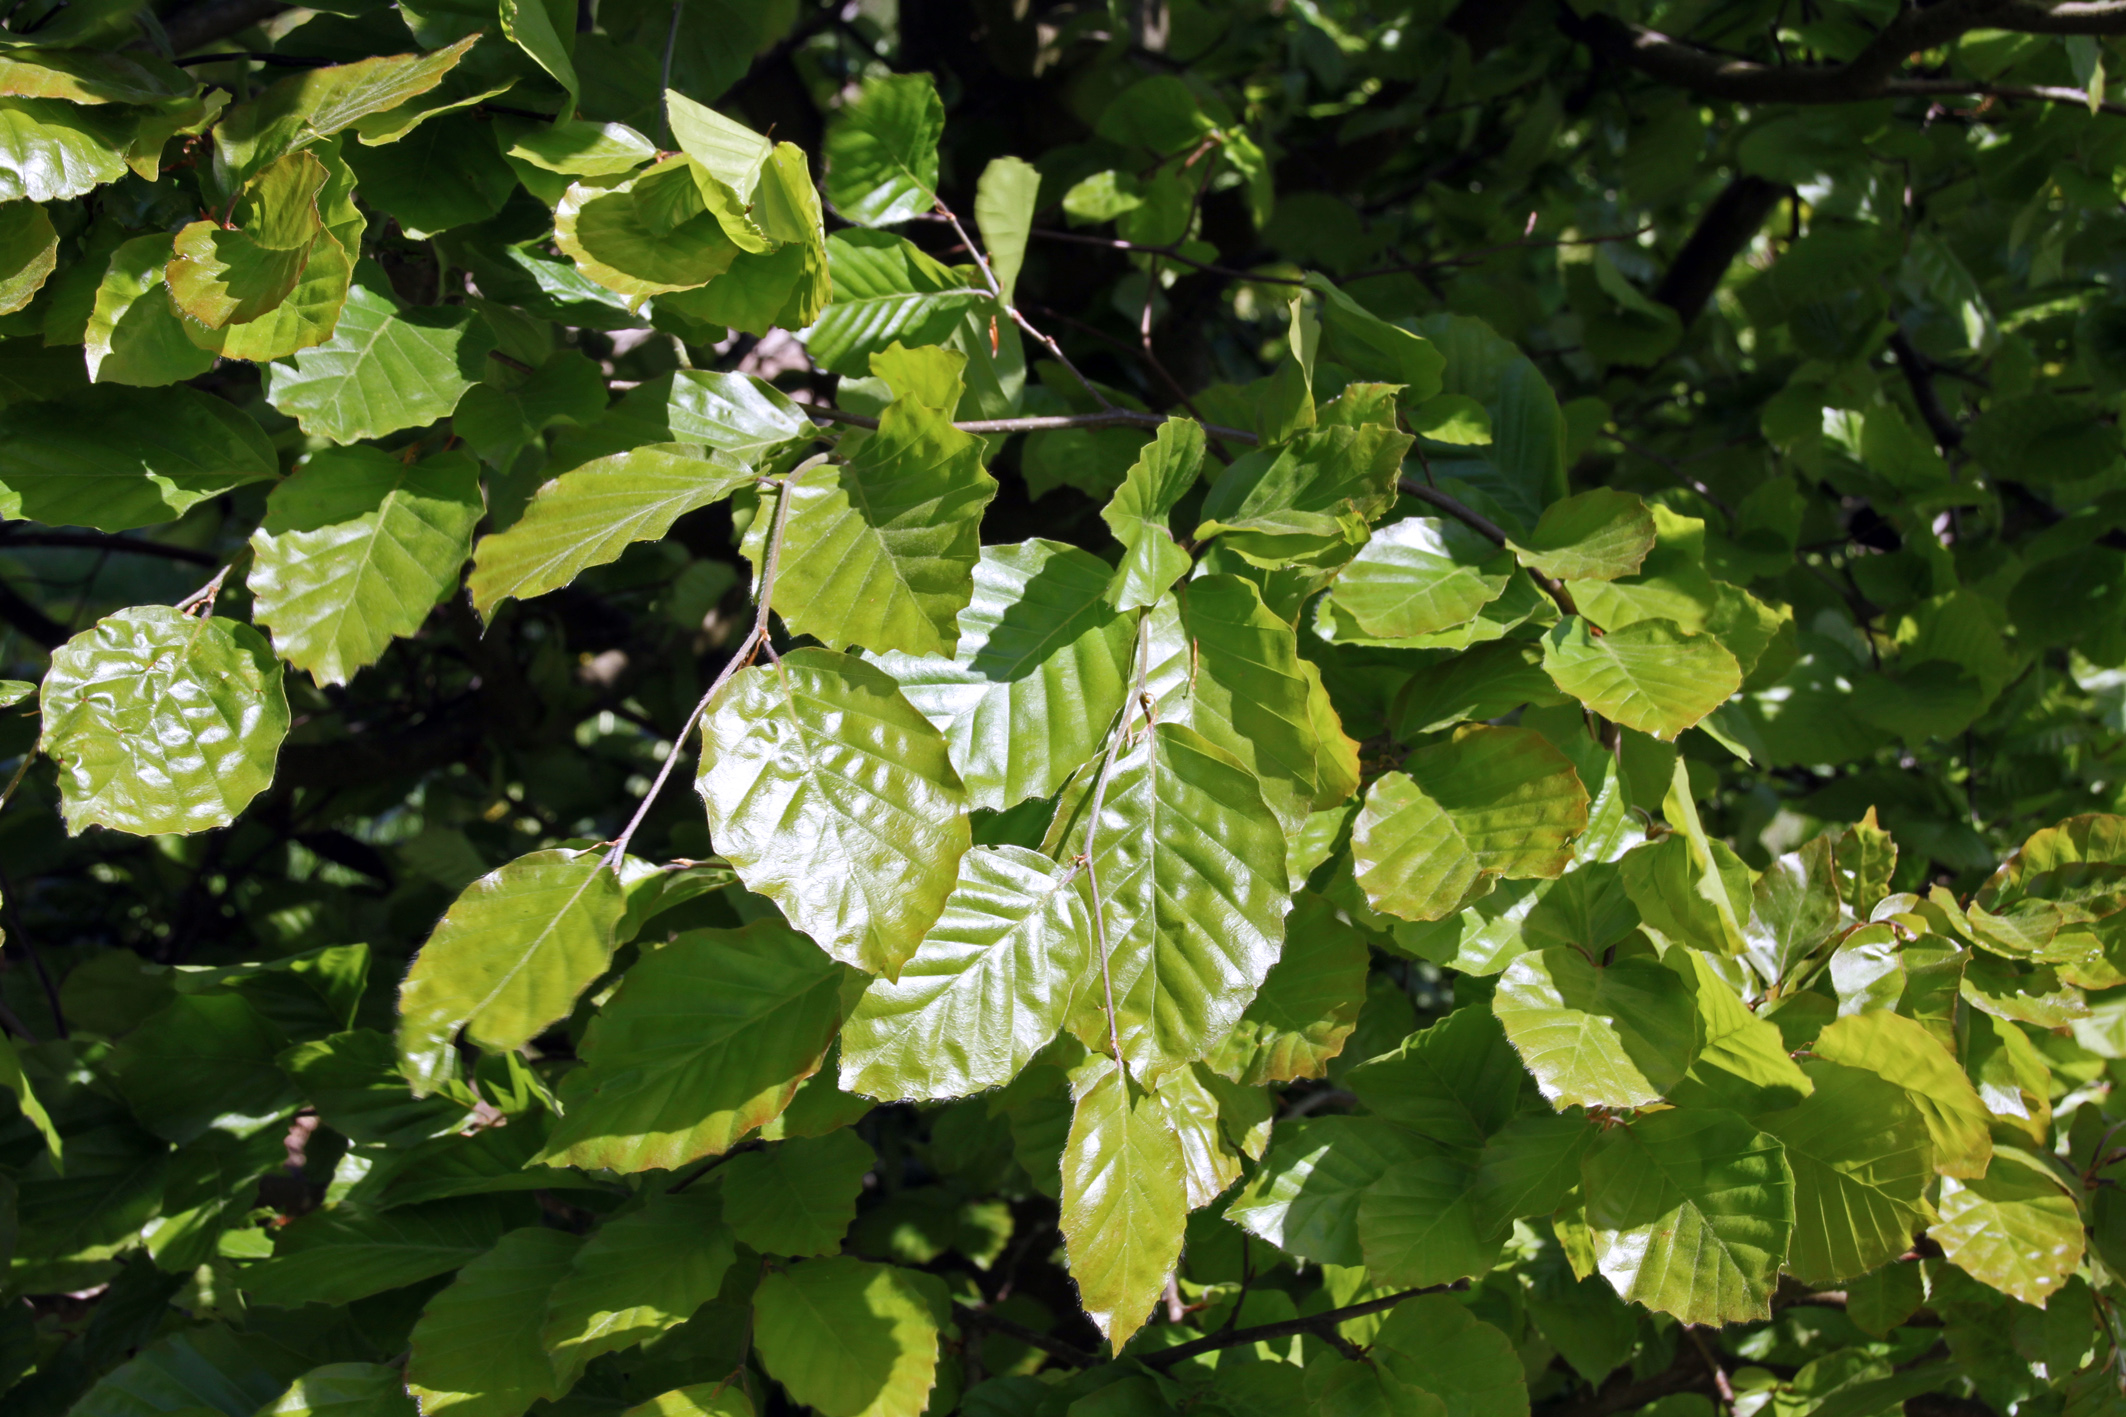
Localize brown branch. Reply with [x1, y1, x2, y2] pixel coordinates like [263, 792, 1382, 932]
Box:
[1654, 176, 1792, 327]
[0, 531, 217, 566]
[953, 1306, 1099, 1368]
[158, 0, 291, 53]
[1139, 1283, 1464, 1370]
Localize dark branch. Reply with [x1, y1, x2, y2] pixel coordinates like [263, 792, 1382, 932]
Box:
[0, 531, 217, 565]
[1540, 1335, 1724, 1417]
[1139, 1283, 1461, 1370]
[1888, 330, 1966, 453]
[954, 1306, 1099, 1368]
[0, 576, 67, 649]
[158, 0, 291, 54]
[1654, 176, 1792, 327]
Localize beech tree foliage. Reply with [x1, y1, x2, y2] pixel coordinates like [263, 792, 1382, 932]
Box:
[13, 2, 2126, 1417]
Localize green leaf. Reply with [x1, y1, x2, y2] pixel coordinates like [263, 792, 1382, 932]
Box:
[540, 1186, 736, 1379]
[538, 922, 846, 1172]
[1195, 425, 1412, 568]
[876, 539, 1135, 811]
[279, 1029, 476, 1146]
[1225, 1116, 1436, 1267]
[748, 389, 996, 657]
[1542, 617, 1741, 741]
[110, 993, 293, 1143]
[265, 283, 494, 442]
[68, 1325, 310, 1417]
[1100, 417, 1203, 610]
[406, 1226, 583, 1417]
[338, 111, 517, 239]
[0, 98, 127, 201]
[1329, 517, 1511, 639]
[1509, 489, 1656, 582]
[753, 1256, 945, 1417]
[85, 232, 216, 387]
[454, 348, 609, 467]
[1471, 1113, 1597, 1233]
[0, 1030, 59, 1166]
[622, 1388, 755, 1417]
[1345, 1004, 1524, 1150]
[213, 37, 480, 186]
[0, 198, 54, 315]
[1357, 1147, 1502, 1289]
[395, 848, 626, 1092]
[1494, 949, 1698, 1109]
[258, 1364, 418, 1417]
[1811, 1010, 1993, 1179]
[0, 384, 275, 531]
[667, 369, 816, 462]
[1581, 1106, 1795, 1325]
[1352, 725, 1589, 922]
[498, 0, 577, 108]
[1059, 1055, 1189, 1351]
[840, 845, 1091, 1100]
[826, 73, 945, 226]
[554, 168, 739, 299]
[1755, 1060, 1934, 1285]
[806, 231, 989, 377]
[1668, 946, 1812, 1110]
[1207, 892, 1371, 1085]
[167, 152, 327, 329]
[247, 446, 481, 687]
[0, 47, 191, 105]
[698, 648, 971, 977]
[1931, 1148, 2086, 1307]
[1370, 1294, 1528, 1417]
[40, 607, 289, 837]
[718, 1128, 874, 1257]
[974, 155, 1039, 302]
[469, 445, 754, 620]
[1045, 722, 1289, 1076]
[1744, 837, 1843, 986]
[240, 1197, 517, 1307]
[1304, 274, 1446, 403]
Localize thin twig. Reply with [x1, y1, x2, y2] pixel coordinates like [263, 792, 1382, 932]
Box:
[937, 199, 1118, 412]
[659, 0, 685, 141]
[803, 404, 1256, 446]
[1080, 613, 1149, 1075]
[174, 564, 232, 616]
[953, 1305, 1098, 1367]
[600, 455, 817, 872]
[1138, 1282, 1465, 1370]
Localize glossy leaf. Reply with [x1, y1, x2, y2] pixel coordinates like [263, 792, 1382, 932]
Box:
[1059, 1056, 1189, 1351]
[405, 1226, 582, 1417]
[1755, 1060, 1934, 1285]
[1509, 488, 1657, 582]
[753, 1256, 945, 1417]
[265, 284, 494, 442]
[1494, 950, 1697, 1109]
[1812, 1010, 1993, 1178]
[1931, 1148, 2086, 1306]
[1207, 892, 1371, 1086]
[1331, 516, 1511, 639]
[1542, 617, 1742, 740]
[0, 383, 274, 531]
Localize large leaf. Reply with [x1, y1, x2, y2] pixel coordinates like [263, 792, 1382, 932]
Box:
[1330, 516, 1511, 639]
[667, 369, 816, 462]
[1812, 1010, 1993, 1178]
[247, 446, 481, 686]
[0, 97, 128, 201]
[805, 231, 988, 377]
[260, 1364, 419, 1417]
[109, 994, 293, 1143]
[540, 1187, 736, 1380]
[1207, 892, 1371, 1086]
[553, 169, 739, 299]
[840, 845, 1091, 1100]
[395, 849, 626, 1092]
[0, 384, 275, 531]
[40, 607, 289, 837]
[405, 1226, 583, 1417]
[697, 648, 971, 977]
[1581, 1106, 1795, 1325]
[753, 1256, 945, 1417]
[240, 1197, 517, 1307]
[85, 232, 216, 387]
[1542, 617, 1741, 741]
[537, 922, 846, 1172]
[1345, 1004, 1524, 1150]
[1370, 1294, 1528, 1417]
[718, 1128, 874, 1256]
[469, 445, 755, 619]
[1930, 1148, 2086, 1306]
[876, 539, 1135, 811]
[748, 388, 996, 657]
[167, 152, 328, 329]
[1194, 424, 1412, 567]
[68, 1324, 310, 1417]
[1101, 416, 1203, 610]
[1225, 1116, 1436, 1267]
[1756, 1060, 1934, 1285]
[265, 284, 494, 442]
[1509, 488, 1657, 582]
[1043, 722, 1290, 1077]
[213, 37, 481, 186]
[1493, 949, 1698, 1109]
[825, 73, 945, 226]
[1059, 1056, 1189, 1351]
[1357, 1146, 1502, 1289]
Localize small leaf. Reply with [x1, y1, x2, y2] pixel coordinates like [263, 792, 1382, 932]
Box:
[1494, 949, 1698, 1109]
[0, 97, 127, 201]
[753, 1256, 946, 1417]
[718, 1129, 874, 1257]
[395, 849, 625, 1093]
[0, 1030, 59, 1166]
[265, 284, 494, 442]
[406, 1226, 583, 1417]
[41, 607, 289, 837]
[214, 37, 480, 185]
[537, 922, 846, 1173]
[1930, 1148, 2085, 1307]
[85, 231, 215, 387]
[1581, 1106, 1795, 1325]
[806, 231, 988, 377]
[167, 152, 327, 329]
[1509, 488, 1657, 582]
[973, 154, 1039, 302]
[540, 1187, 736, 1380]
[1059, 1055, 1188, 1351]
[469, 445, 755, 620]
[1100, 417, 1203, 611]
[248, 446, 482, 686]
[554, 167, 739, 298]
[825, 73, 945, 226]
[0, 199, 55, 315]
[698, 648, 971, 978]
[1542, 616, 1741, 740]
[840, 845, 1091, 1100]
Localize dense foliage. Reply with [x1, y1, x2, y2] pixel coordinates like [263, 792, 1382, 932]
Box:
[16, 2, 2126, 1417]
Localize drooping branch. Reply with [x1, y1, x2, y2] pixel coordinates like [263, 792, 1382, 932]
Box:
[1654, 176, 1792, 327]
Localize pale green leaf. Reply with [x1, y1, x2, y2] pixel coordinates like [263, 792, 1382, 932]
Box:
[0, 383, 275, 531]
[0, 198, 55, 315]
[1541, 617, 1741, 741]
[554, 169, 739, 299]
[470, 445, 754, 620]
[537, 922, 846, 1172]
[1931, 1148, 2085, 1307]
[248, 446, 481, 687]
[974, 155, 1039, 302]
[406, 1226, 582, 1417]
[805, 231, 988, 377]
[698, 648, 971, 977]
[1330, 516, 1511, 639]
[1756, 1060, 1934, 1285]
[753, 1256, 945, 1417]
[0, 97, 127, 201]
[1060, 1055, 1189, 1351]
[621, 1386, 754, 1417]
[540, 1186, 736, 1379]
[498, 0, 577, 107]
[167, 153, 327, 329]
[85, 231, 215, 387]
[719, 1128, 875, 1257]
[840, 844, 1091, 1100]
[1194, 424, 1412, 568]
[1100, 416, 1203, 611]
[1494, 949, 1698, 1109]
[825, 73, 945, 226]
[40, 607, 289, 837]
[1152, 1063, 1242, 1209]
[1509, 488, 1656, 582]
[394, 848, 625, 1092]
[1812, 1010, 1993, 1179]
[1207, 892, 1370, 1086]
[667, 369, 816, 463]
[265, 284, 494, 442]
[213, 37, 480, 186]
[1581, 1106, 1795, 1325]
[875, 539, 1134, 811]
[0, 47, 192, 105]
